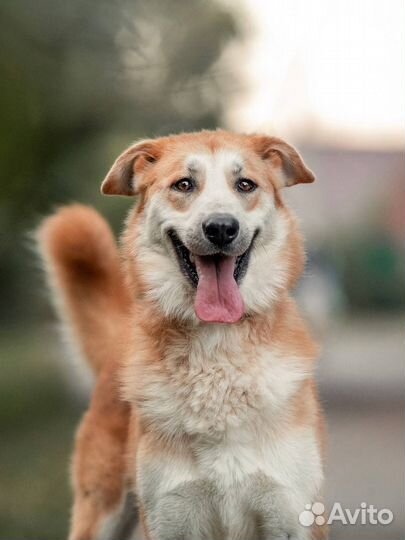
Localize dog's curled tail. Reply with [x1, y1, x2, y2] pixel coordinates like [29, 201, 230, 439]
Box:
[37, 204, 131, 375]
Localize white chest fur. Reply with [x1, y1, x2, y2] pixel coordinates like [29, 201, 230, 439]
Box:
[137, 324, 310, 438]
[134, 325, 323, 532]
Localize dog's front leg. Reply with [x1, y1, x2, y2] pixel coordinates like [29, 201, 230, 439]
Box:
[136, 434, 223, 540]
[242, 473, 314, 540]
[146, 479, 224, 540]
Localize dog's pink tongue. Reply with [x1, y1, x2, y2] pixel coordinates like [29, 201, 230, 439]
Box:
[194, 256, 244, 323]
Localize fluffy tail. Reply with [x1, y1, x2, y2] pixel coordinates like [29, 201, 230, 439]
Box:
[37, 205, 131, 374]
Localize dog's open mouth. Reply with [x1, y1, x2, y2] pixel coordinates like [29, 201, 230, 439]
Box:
[168, 231, 256, 324]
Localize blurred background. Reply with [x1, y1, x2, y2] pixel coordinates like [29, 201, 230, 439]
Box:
[0, 0, 403, 538]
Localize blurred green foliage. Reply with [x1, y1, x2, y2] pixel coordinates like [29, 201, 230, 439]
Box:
[0, 0, 239, 322]
[340, 232, 405, 312]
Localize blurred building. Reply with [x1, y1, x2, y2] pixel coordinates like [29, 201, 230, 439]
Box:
[286, 146, 405, 241]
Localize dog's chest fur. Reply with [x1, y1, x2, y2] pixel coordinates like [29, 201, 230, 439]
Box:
[137, 323, 310, 443]
[135, 323, 322, 514]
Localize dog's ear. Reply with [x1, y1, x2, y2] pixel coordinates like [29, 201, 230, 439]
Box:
[101, 139, 161, 196]
[253, 136, 315, 189]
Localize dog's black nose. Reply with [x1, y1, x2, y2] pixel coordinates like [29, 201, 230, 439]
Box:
[203, 214, 240, 247]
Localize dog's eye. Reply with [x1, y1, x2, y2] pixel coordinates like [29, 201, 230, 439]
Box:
[236, 178, 257, 193]
[172, 178, 195, 192]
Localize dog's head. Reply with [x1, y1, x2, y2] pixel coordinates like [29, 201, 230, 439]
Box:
[102, 131, 314, 324]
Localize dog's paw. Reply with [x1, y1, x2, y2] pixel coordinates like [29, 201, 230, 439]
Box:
[147, 479, 223, 540]
[242, 474, 311, 540]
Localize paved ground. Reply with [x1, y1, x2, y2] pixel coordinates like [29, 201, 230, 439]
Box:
[324, 401, 403, 539]
[318, 316, 404, 403]
[319, 316, 404, 539]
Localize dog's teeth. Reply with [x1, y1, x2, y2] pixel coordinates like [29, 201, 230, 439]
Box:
[189, 254, 195, 263]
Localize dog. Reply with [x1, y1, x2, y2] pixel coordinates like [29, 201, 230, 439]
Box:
[38, 130, 327, 540]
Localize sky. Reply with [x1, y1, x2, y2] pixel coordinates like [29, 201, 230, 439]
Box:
[224, 0, 404, 149]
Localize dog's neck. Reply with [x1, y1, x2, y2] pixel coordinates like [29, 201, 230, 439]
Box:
[131, 290, 313, 357]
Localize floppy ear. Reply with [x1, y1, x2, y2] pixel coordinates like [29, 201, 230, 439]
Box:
[253, 136, 315, 189]
[101, 139, 161, 196]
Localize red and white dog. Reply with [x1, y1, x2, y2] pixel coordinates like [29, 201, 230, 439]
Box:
[38, 130, 327, 540]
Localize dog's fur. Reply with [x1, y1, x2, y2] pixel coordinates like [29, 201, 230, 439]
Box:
[37, 130, 327, 540]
